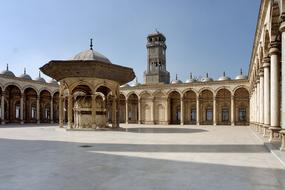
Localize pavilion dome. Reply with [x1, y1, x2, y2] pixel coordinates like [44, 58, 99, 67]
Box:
[19, 68, 32, 80]
[218, 72, 231, 81]
[35, 72, 46, 83]
[185, 73, 197, 83]
[130, 78, 141, 87]
[200, 73, 213, 82]
[1, 64, 15, 77]
[235, 69, 247, 80]
[49, 79, 58, 85]
[120, 83, 130, 88]
[171, 74, 183, 84]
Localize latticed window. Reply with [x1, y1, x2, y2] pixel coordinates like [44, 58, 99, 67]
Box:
[191, 109, 196, 121]
[206, 109, 212, 121]
[222, 108, 229, 121]
[239, 108, 246, 121]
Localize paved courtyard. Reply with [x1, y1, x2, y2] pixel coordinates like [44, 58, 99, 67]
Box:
[0, 124, 284, 190]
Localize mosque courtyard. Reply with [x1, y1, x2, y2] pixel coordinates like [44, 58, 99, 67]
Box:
[0, 124, 284, 190]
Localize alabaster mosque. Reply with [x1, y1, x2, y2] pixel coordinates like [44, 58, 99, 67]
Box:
[0, 0, 285, 151]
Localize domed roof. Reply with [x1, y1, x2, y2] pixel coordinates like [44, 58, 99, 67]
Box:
[171, 74, 183, 84]
[72, 39, 111, 64]
[35, 72, 46, 83]
[19, 68, 32, 80]
[130, 77, 141, 87]
[235, 69, 247, 80]
[200, 73, 213, 82]
[0, 64, 15, 77]
[120, 83, 130, 88]
[218, 72, 231, 81]
[49, 79, 58, 85]
[185, 73, 197, 83]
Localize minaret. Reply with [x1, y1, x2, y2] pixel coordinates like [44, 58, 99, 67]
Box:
[144, 30, 170, 84]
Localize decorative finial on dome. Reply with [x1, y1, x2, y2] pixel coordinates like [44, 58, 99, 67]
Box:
[240, 68, 243, 75]
[90, 38, 93, 50]
[155, 28, 159, 33]
[24, 68, 26, 74]
[190, 72, 192, 79]
[135, 77, 138, 83]
[39, 71, 41, 78]
[223, 71, 225, 76]
[6, 63, 8, 71]
[206, 73, 208, 78]
[175, 74, 178, 80]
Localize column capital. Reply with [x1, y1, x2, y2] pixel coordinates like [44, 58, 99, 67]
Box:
[279, 18, 285, 32]
[259, 68, 264, 77]
[262, 57, 270, 68]
[269, 42, 280, 56]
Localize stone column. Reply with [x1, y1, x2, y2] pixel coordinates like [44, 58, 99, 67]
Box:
[112, 97, 117, 128]
[269, 44, 281, 141]
[280, 21, 285, 150]
[150, 98, 154, 124]
[92, 95, 97, 128]
[59, 95, 63, 128]
[166, 98, 170, 124]
[263, 58, 270, 128]
[1, 93, 4, 124]
[50, 97, 54, 124]
[213, 95, 216, 126]
[138, 98, 141, 124]
[20, 93, 24, 124]
[125, 99, 128, 124]
[256, 81, 260, 126]
[231, 95, 234, 126]
[180, 95, 184, 125]
[36, 95, 40, 124]
[259, 68, 264, 126]
[196, 95, 200, 125]
[67, 95, 73, 129]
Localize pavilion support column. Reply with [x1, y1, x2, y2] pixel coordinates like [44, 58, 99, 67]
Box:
[50, 97, 54, 124]
[112, 97, 118, 128]
[269, 44, 281, 142]
[280, 21, 285, 151]
[59, 95, 63, 128]
[36, 95, 40, 124]
[92, 95, 97, 128]
[196, 96, 200, 126]
[231, 95, 234, 126]
[138, 98, 141, 124]
[259, 68, 264, 131]
[67, 95, 73, 129]
[263, 58, 270, 136]
[1, 93, 4, 124]
[125, 99, 128, 124]
[180, 96, 184, 125]
[213, 95, 216, 126]
[20, 93, 24, 125]
[150, 98, 154, 124]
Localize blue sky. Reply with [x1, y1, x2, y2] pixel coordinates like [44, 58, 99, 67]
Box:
[0, 0, 260, 83]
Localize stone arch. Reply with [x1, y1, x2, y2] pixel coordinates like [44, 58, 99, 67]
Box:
[126, 91, 139, 99]
[198, 87, 215, 97]
[23, 87, 38, 123]
[153, 91, 166, 124]
[4, 82, 23, 93]
[39, 89, 52, 123]
[22, 85, 39, 95]
[183, 89, 197, 125]
[199, 89, 214, 125]
[234, 87, 249, 126]
[166, 89, 182, 97]
[119, 93, 126, 123]
[233, 85, 249, 95]
[39, 87, 52, 97]
[216, 88, 231, 125]
[140, 91, 152, 124]
[182, 88, 198, 96]
[69, 81, 94, 95]
[214, 86, 233, 96]
[168, 91, 181, 124]
[4, 84, 22, 123]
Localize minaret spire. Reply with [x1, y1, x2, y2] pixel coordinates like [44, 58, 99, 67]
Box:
[24, 68, 26, 74]
[90, 38, 93, 50]
[39, 71, 41, 78]
[175, 74, 178, 80]
[6, 64, 8, 71]
[240, 68, 243, 75]
[190, 72, 192, 79]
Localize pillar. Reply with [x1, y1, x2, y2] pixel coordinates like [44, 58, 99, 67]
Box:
[180, 95, 184, 125]
[256, 81, 260, 126]
[231, 95, 234, 126]
[67, 95, 73, 129]
[166, 98, 170, 124]
[59, 95, 63, 128]
[259, 68, 264, 126]
[213, 95, 216, 126]
[280, 21, 285, 150]
[112, 97, 117, 128]
[150, 98, 154, 124]
[138, 98, 141, 124]
[263, 58, 270, 128]
[196, 95, 200, 125]
[1, 93, 4, 124]
[36, 95, 40, 124]
[20, 93, 24, 124]
[92, 95, 97, 128]
[50, 97, 54, 124]
[125, 99, 128, 124]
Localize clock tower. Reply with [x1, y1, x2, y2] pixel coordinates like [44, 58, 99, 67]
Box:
[144, 31, 170, 84]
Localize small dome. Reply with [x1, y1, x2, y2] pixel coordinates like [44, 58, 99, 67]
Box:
[218, 72, 231, 81]
[0, 64, 15, 77]
[72, 40, 111, 64]
[120, 84, 130, 88]
[235, 69, 247, 80]
[185, 73, 197, 83]
[35, 72, 46, 83]
[171, 74, 183, 84]
[49, 79, 58, 85]
[130, 77, 141, 87]
[200, 73, 213, 82]
[19, 68, 32, 80]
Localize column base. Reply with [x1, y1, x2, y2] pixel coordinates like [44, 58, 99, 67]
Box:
[50, 121, 54, 124]
[1, 121, 5, 125]
[262, 124, 270, 137]
[37, 120, 40, 124]
[231, 123, 234, 126]
[20, 121, 24, 125]
[280, 130, 285, 151]
[269, 126, 282, 142]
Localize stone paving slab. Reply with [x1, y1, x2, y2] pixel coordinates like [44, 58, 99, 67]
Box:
[0, 124, 284, 190]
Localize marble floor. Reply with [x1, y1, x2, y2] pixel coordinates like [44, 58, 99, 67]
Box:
[0, 124, 284, 190]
